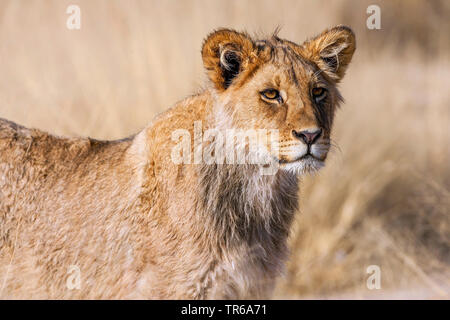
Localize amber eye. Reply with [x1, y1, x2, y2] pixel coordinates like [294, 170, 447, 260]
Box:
[312, 87, 327, 102]
[261, 89, 282, 102]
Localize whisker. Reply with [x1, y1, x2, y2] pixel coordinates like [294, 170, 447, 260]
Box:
[329, 138, 342, 155]
[274, 141, 300, 146]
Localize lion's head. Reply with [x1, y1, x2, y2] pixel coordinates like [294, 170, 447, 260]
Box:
[202, 26, 355, 174]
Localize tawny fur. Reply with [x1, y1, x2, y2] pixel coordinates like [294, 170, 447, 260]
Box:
[0, 26, 355, 299]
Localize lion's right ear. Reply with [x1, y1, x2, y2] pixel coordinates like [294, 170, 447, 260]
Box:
[301, 25, 356, 82]
[202, 29, 256, 91]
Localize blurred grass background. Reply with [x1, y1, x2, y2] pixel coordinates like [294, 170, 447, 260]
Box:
[0, 0, 449, 299]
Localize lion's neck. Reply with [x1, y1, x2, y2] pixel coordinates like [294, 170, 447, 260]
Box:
[197, 163, 299, 249]
[194, 163, 299, 298]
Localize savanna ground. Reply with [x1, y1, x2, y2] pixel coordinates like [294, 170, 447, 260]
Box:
[0, 0, 449, 299]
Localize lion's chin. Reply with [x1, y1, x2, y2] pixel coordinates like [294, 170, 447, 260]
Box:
[279, 155, 325, 175]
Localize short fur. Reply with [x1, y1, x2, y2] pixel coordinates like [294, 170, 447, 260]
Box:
[0, 26, 355, 299]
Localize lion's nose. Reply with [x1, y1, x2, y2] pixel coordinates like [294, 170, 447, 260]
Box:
[292, 128, 322, 145]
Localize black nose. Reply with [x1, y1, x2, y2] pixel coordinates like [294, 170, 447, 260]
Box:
[292, 129, 322, 145]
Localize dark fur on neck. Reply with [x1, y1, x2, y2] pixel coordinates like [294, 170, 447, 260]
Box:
[198, 163, 299, 256]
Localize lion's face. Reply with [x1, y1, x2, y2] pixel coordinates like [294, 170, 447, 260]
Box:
[202, 27, 355, 174]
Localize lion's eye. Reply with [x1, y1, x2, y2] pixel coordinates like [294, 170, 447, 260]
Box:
[261, 89, 282, 103]
[312, 87, 327, 102]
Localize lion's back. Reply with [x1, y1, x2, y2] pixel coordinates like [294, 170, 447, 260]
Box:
[0, 119, 92, 251]
[0, 118, 96, 209]
[0, 118, 139, 298]
[0, 118, 98, 166]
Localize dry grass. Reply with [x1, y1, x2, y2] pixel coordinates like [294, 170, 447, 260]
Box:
[0, 0, 449, 299]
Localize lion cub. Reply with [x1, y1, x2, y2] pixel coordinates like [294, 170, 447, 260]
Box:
[0, 26, 355, 299]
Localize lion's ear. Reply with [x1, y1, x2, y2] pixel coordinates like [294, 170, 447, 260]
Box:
[301, 25, 356, 82]
[202, 29, 256, 91]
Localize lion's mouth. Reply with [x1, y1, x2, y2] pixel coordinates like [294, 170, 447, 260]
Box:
[273, 152, 326, 175]
[277, 152, 323, 164]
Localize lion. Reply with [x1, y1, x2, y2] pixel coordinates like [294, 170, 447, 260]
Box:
[0, 26, 355, 299]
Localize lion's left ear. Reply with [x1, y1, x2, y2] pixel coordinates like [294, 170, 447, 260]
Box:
[301, 25, 356, 82]
[202, 29, 257, 91]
